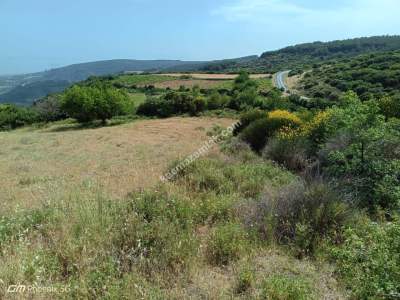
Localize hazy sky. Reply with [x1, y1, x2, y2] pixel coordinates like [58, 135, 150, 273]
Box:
[1, 0, 399, 74]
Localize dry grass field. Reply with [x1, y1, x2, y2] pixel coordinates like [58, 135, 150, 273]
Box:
[0, 117, 234, 214]
[0, 117, 348, 299]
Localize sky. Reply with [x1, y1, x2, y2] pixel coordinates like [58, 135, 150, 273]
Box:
[1, 0, 400, 75]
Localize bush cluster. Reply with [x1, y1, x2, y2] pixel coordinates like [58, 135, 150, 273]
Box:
[0, 104, 40, 130]
[61, 84, 132, 123]
[137, 89, 206, 117]
[238, 181, 349, 257]
[238, 109, 302, 152]
[331, 217, 400, 299]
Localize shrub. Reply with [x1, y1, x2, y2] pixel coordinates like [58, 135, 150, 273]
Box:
[110, 191, 199, 277]
[233, 109, 266, 136]
[132, 190, 197, 229]
[220, 137, 259, 162]
[0, 104, 40, 130]
[239, 118, 271, 152]
[262, 111, 331, 171]
[245, 181, 349, 256]
[33, 95, 67, 122]
[320, 94, 400, 211]
[301, 111, 332, 155]
[176, 158, 293, 199]
[229, 87, 261, 110]
[206, 223, 249, 266]
[331, 218, 400, 299]
[197, 194, 237, 225]
[228, 71, 263, 110]
[263, 136, 310, 172]
[0, 208, 54, 244]
[379, 95, 400, 119]
[261, 274, 315, 300]
[61, 85, 132, 123]
[268, 110, 302, 125]
[136, 96, 173, 117]
[207, 91, 230, 110]
[137, 91, 206, 117]
[240, 110, 302, 152]
[235, 267, 255, 294]
[135, 219, 198, 276]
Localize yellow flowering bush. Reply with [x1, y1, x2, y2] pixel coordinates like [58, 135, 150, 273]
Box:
[254, 110, 332, 170]
[268, 110, 302, 126]
[240, 110, 303, 152]
[277, 126, 304, 140]
[302, 111, 332, 152]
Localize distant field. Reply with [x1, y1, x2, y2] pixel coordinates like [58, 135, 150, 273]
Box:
[160, 73, 270, 79]
[112, 73, 272, 91]
[112, 74, 175, 86]
[128, 92, 146, 108]
[0, 117, 234, 213]
[151, 79, 234, 89]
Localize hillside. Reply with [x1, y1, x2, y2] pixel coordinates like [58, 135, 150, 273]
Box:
[0, 80, 71, 106]
[201, 35, 400, 73]
[39, 59, 202, 82]
[0, 57, 257, 105]
[298, 50, 400, 101]
[0, 117, 347, 299]
[1, 69, 399, 299]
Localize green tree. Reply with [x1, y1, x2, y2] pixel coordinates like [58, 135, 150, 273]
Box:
[379, 94, 400, 120]
[0, 104, 39, 130]
[322, 92, 400, 211]
[61, 85, 131, 123]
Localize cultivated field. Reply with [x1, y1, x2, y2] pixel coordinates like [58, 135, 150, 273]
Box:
[0, 117, 234, 214]
[149, 79, 233, 89]
[160, 73, 271, 79]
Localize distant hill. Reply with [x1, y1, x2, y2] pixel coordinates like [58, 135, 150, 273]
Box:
[3, 35, 400, 105]
[0, 80, 71, 106]
[163, 56, 259, 72]
[298, 50, 400, 101]
[39, 59, 204, 82]
[0, 58, 254, 105]
[200, 36, 400, 73]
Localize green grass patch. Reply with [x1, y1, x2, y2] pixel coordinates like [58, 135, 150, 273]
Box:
[129, 92, 146, 106]
[261, 274, 315, 300]
[113, 74, 176, 86]
[255, 77, 273, 92]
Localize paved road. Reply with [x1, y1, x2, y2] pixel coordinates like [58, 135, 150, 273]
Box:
[274, 70, 290, 91]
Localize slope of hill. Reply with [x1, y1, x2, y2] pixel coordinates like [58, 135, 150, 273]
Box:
[39, 59, 204, 82]
[0, 57, 256, 105]
[298, 50, 400, 101]
[0, 117, 346, 299]
[200, 36, 400, 73]
[0, 80, 71, 105]
[164, 55, 259, 72]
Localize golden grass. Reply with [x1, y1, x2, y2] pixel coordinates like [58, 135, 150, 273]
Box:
[0, 117, 235, 213]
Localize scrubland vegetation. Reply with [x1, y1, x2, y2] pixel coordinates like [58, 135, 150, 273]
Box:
[1, 60, 400, 299]
[199, 36, 400, 73]
[299, 50, 400, 103]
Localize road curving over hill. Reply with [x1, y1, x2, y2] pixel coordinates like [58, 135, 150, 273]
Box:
[274, 70, 291, 92]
